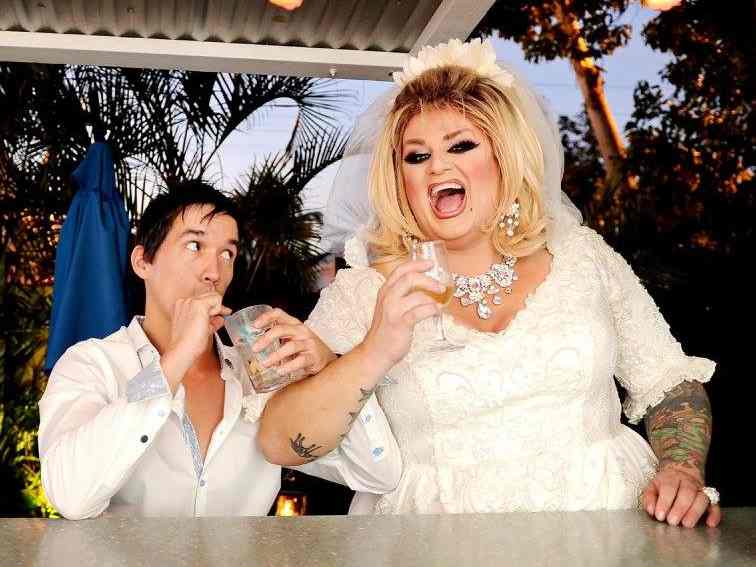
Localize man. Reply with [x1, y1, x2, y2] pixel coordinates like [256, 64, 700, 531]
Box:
[39, 180, 400, 519]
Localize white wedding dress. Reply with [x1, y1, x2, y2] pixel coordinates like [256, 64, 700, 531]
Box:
[306, 225, 715, 514]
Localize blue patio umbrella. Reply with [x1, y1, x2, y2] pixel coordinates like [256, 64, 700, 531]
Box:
[45, 142, 130, 373]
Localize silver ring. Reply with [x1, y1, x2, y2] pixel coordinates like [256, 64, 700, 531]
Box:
[701, 486, 720, 506]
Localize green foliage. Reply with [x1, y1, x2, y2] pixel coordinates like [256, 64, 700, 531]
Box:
[0, 64, 352, 516]
[0, 64, 349, 283]
[228, 127, 349, 313]
[559, 112, 606, 215]
[625, 0, 754, 257]
[472, 1, 632, 63]
[476, 1, 753, 260]
[0, 253, 56, 516]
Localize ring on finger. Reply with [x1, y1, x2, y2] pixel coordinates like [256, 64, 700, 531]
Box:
[700, 486, 720, 506]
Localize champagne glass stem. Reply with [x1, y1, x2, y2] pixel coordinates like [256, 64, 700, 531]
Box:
[435, 313, 449, 342]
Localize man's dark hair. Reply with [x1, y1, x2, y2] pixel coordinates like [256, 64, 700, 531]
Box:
[135, 179, 240, 262]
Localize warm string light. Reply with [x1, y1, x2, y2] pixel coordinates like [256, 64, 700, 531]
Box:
[275, 494, 307, 516]
[641, 0, 682, 10]
[269, 0, 304, 10]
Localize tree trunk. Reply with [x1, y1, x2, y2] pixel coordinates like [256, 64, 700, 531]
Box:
[554, 0, 631, 206]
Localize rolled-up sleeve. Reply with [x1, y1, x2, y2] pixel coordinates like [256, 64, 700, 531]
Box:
[293, 268, 401, 493]
[39, 345, 174, 519]
[125, 360, 171, 402]
[293, 393, 402, 493]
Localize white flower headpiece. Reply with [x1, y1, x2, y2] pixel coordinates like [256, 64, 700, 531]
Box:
[393, 38, 514, 90]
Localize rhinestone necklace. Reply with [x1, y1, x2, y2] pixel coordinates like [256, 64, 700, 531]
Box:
[451, 255, 518, 320]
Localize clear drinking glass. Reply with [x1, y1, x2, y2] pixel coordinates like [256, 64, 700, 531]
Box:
[224, 304, 293, 393]
[410, 240, 463, 353]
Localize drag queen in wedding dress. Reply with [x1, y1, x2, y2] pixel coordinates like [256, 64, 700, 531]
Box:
[260, 38, 720, 528]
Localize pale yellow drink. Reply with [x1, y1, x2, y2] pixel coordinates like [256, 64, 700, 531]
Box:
[426, 285, 454, 306]
[415, 284, 454, 306]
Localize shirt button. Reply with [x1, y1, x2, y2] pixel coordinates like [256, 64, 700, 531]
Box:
[199, 480, 206, 487]
[140, 435, 149, 443]
[157, 410, 166, 418]
[372, 447, 384, 458]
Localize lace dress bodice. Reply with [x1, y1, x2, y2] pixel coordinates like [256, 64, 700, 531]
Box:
[307, 226, 715, 514]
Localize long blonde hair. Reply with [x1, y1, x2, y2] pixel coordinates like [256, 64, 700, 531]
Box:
[367, 65, 548, 264]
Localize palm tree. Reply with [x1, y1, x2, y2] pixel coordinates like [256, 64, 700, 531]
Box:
[1, 62, 351, 293]
[0, 251, 53, 517]
[0, 62, 352, 516]
[229, 126, 349, 315]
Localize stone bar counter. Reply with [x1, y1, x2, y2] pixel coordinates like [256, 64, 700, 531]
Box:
[2, 509, 755, 566]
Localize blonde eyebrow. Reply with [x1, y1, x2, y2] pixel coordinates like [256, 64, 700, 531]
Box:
[443, 128, 475, 141]
[404, 128, 476, 147]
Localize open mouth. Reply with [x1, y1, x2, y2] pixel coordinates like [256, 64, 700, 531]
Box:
[429, 181, 467, 219]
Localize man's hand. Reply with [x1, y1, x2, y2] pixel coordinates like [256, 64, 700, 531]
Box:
[160, 292, 231, 391]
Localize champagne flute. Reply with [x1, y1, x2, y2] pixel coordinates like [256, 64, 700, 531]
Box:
[410, 240, 464, 353]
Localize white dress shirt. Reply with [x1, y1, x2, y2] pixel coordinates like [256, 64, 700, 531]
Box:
[39, 317, 401, 519]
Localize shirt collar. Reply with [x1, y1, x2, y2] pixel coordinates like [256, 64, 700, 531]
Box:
[127, 316, 243, 383]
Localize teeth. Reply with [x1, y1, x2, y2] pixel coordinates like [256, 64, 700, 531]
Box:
[430, 182, 464, 197]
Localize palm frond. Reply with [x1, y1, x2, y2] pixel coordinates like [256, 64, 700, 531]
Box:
[288, 126, 350, 191]
[283, 78, 354, 154]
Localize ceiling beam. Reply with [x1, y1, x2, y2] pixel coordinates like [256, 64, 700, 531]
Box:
[0, 31, 405, 81]
[411, 0, 495, 54]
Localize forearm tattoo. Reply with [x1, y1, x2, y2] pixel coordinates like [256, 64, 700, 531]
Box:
[359, 387, 373, 403]
[644, 381, 712, 478]
[339, 386, 376, 441]
[288, 385, 377, 460]
[290, 433, 323, 462]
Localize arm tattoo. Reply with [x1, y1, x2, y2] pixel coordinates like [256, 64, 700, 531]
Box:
[359, 386, 375, 403]
[336, 386, 377, 443]
[289, 385, 376, 458]
[644, 381, 712, 478]
[290, 433, 324, 462]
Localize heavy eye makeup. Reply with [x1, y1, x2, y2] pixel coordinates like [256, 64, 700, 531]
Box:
[403, 139, 480, 164]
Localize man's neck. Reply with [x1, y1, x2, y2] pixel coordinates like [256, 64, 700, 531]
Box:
[141, 305, 175, 354]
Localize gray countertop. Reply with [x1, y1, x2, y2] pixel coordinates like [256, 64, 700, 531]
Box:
[2, 509, 755, 566]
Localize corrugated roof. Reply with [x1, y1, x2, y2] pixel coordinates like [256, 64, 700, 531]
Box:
[0, 0, 444, 53]
[0, 1, 496, 79]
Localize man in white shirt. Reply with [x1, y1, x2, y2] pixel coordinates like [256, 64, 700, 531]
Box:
[38, 181, 400, 519]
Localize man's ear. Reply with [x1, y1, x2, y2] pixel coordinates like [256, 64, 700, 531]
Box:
[131, 245, 150, 280]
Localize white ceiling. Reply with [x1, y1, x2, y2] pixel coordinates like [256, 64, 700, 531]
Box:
[0, 0, 495, 80]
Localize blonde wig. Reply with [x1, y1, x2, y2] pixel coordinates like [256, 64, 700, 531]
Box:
[367, 65, 548, 264]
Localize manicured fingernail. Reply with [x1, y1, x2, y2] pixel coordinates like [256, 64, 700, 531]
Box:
[668, 515, 679, 525]
[656, 512, 665, 521]
[646, 506, 654, 515]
